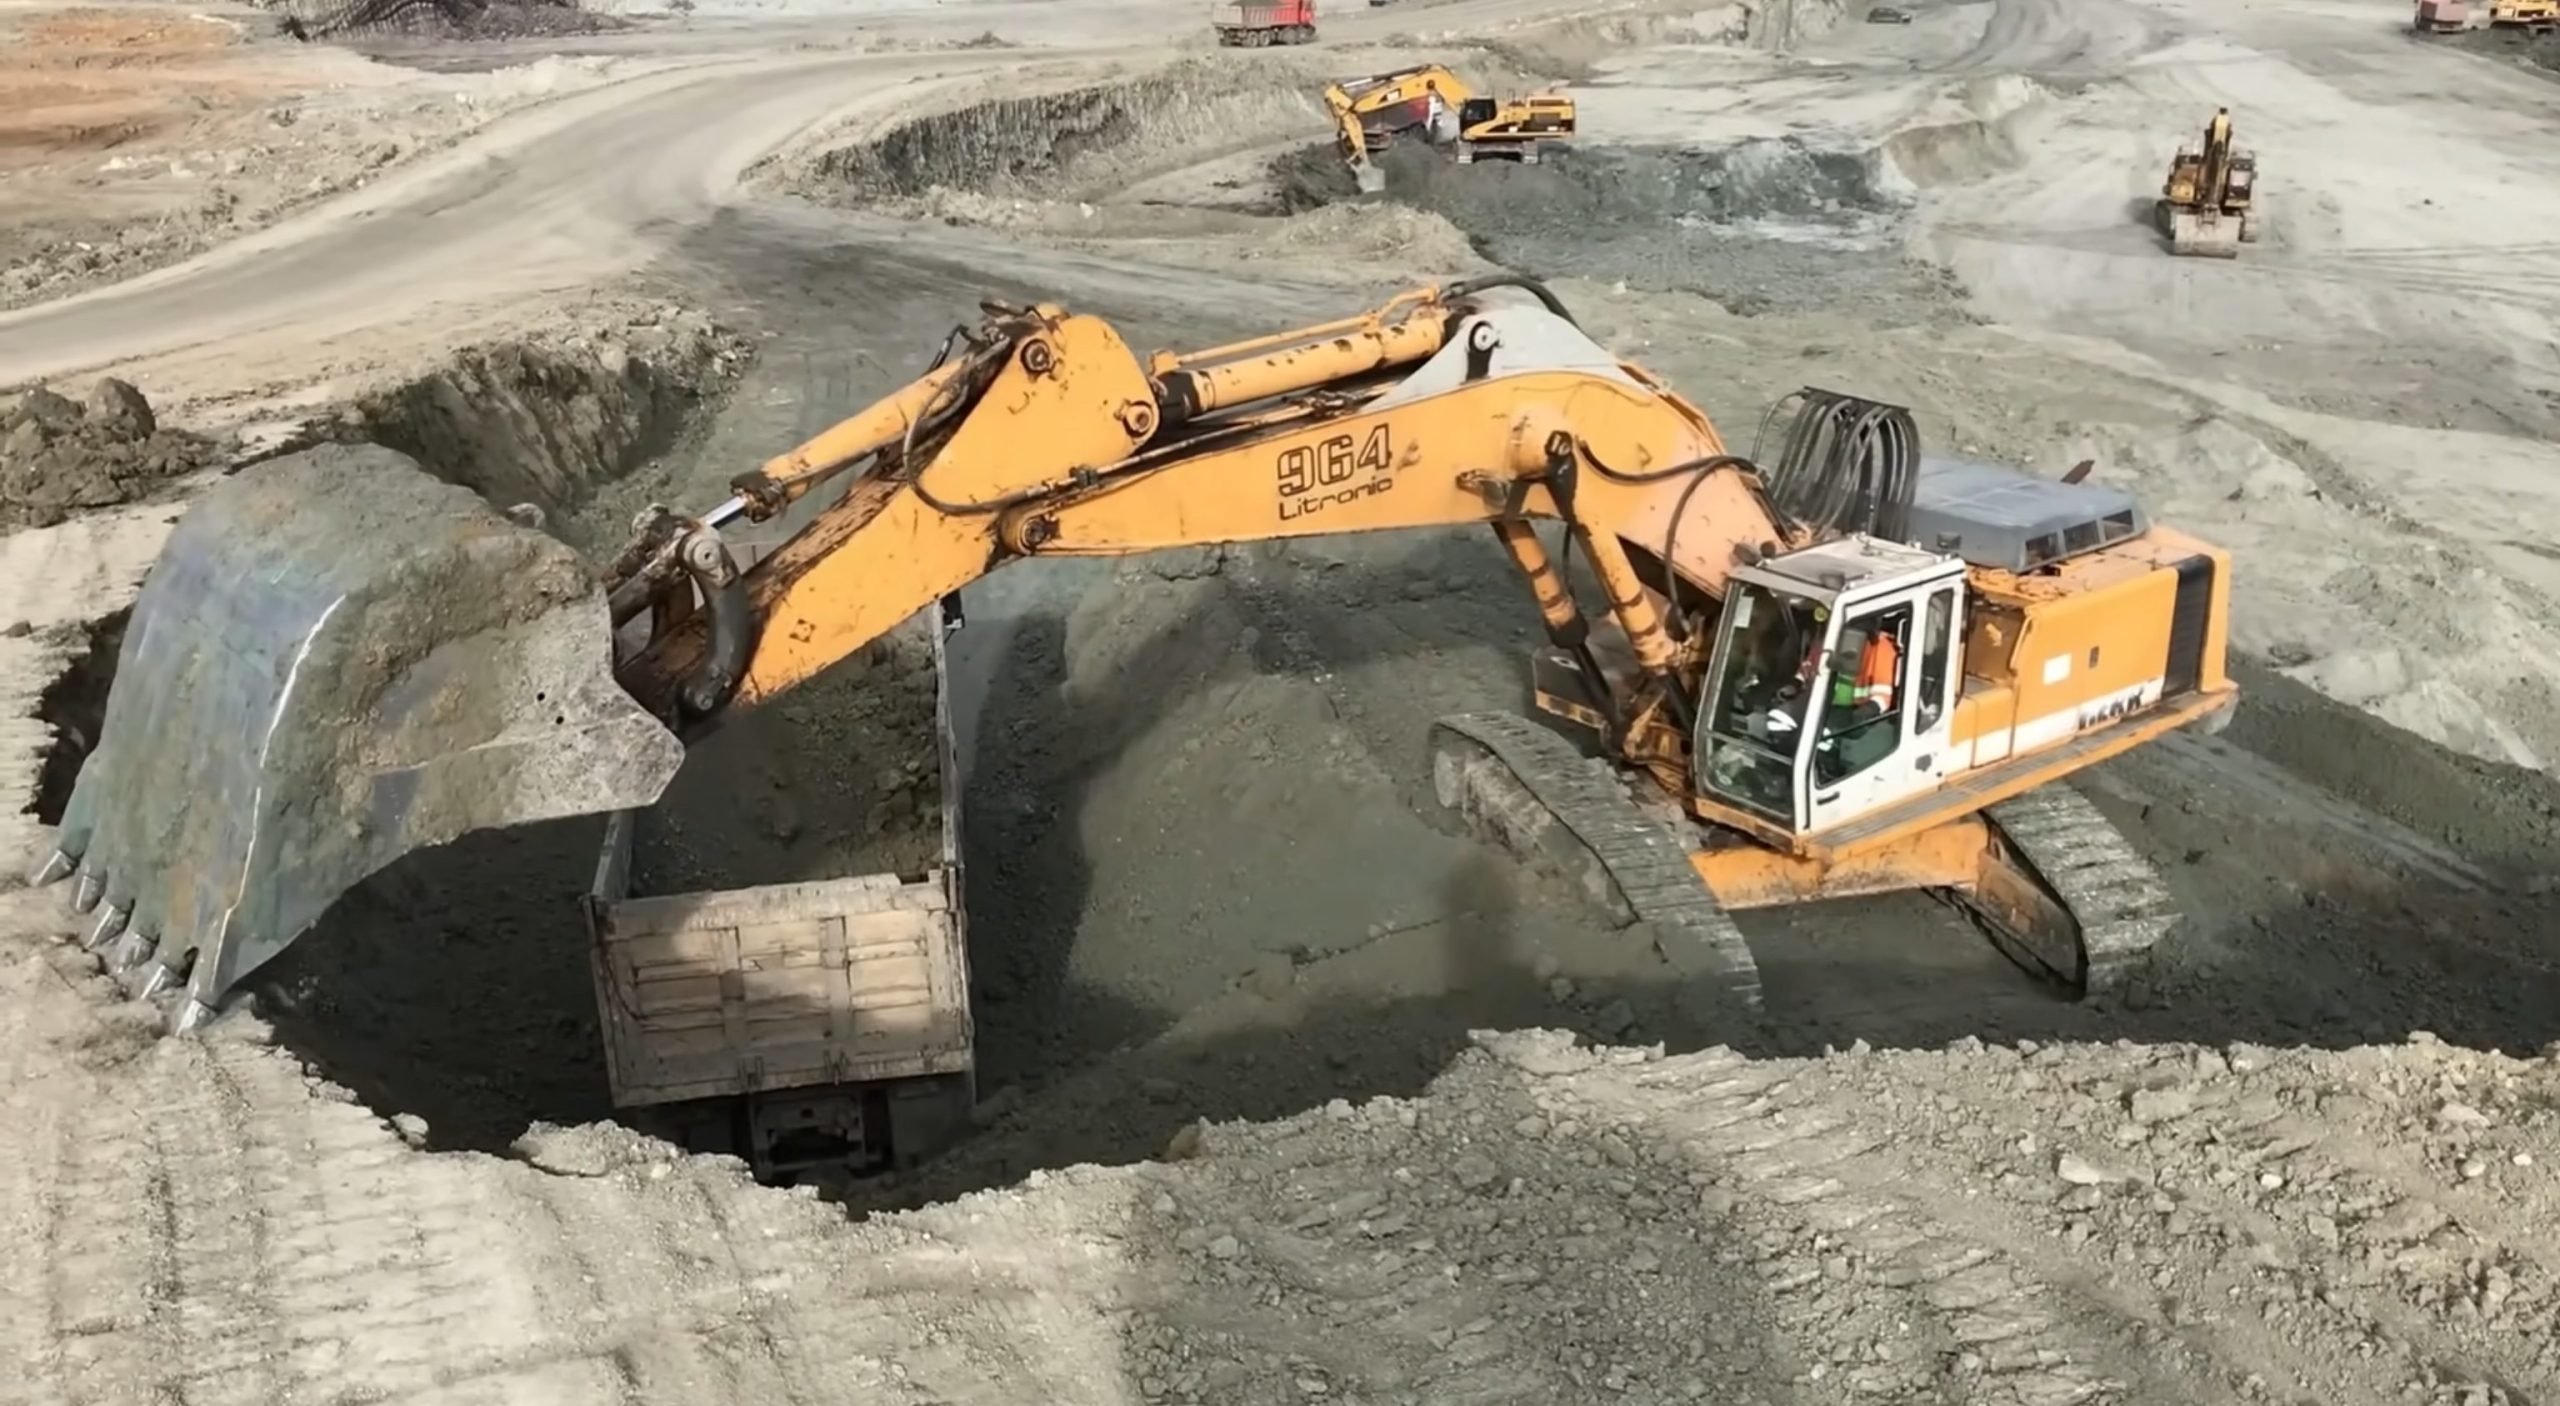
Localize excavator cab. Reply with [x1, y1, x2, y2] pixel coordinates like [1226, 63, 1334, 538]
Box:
[1696, 537, 1966, 836]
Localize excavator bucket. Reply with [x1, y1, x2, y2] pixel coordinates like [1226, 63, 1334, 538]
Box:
[2166, 208, 2241, 258]
[30, 444, 686, 1026]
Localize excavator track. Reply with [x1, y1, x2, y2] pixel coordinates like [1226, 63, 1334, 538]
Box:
[1971, 785, 2178, 998]
[1429, 711, 1763, 1015]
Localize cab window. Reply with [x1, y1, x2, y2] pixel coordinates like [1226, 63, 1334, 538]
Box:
[1917, 588, 1955, 732]
[1814, 604, 1911, 786]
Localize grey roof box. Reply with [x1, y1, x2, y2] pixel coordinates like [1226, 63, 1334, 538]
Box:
[1906, 455, 2148, 573]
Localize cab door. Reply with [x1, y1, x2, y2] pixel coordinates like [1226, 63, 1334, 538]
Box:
[1802, 578, 1965, 834]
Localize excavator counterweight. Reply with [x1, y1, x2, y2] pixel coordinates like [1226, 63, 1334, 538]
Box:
[34, 278, 2235, 1034]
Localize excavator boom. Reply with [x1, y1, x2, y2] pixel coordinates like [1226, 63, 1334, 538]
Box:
[35, 277, 2234, 1030]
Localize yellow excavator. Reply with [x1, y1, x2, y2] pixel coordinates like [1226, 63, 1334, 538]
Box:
[1324, 64, 1576, 193]
[36, 277, 2234, 1033]
[2157, 107, 2260, 258]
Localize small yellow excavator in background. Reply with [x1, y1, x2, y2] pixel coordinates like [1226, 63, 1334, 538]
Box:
[1323, 64, 1576, 193]
[38, 277, 2235, 1038]
[2489, 0, 2559, 30]
[2157, 107, 2260, 258]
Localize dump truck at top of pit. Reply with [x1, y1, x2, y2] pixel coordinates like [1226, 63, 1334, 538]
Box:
[1213, 0, 1315, 45]
[37, 276, 2237, 1109]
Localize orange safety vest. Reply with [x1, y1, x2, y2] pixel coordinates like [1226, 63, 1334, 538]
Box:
[1856, 631, 1898, 710]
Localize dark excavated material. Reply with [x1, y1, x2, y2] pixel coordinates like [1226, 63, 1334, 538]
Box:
[51, 443, 684, 1015]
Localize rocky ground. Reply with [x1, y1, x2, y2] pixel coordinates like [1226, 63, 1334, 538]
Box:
[13, 927, 2560, 1405]
[6, 0, 2560, 1400]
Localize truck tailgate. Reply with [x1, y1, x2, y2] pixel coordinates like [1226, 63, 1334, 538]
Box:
[582, 601, 971, 1159]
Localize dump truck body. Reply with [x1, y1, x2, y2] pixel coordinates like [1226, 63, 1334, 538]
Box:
[1212, 0, 1316, 44]
[583, 605, 971, 1181]
[2414, 0, 2472, 31]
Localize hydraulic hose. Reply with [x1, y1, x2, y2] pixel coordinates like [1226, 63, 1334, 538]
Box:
[1751, 388, 1920, 542]
[1444, 274, 1582, 328]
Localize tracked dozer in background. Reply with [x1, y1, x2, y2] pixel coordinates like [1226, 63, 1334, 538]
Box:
[34, 277, 2234, 1052]
[1324, 64, 1575, 193]
[2157, 107, 2259, 258]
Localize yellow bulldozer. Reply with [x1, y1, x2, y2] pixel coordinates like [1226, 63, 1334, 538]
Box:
[2157, 107, 2260, 258]
[36, 277, 2234, 1038]
[1323, 64, 1576, 193]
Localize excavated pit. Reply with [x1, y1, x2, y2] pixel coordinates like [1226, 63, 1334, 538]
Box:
[769, 57, 1328, 208]
[347, 306, 747, 524]
[1270, 138, 1964, 321]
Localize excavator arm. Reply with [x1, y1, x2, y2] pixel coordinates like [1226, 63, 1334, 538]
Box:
[1321, 65, 1478, 193]
[1323, 82, 1388, 193]
[619, 280, 1788, 730]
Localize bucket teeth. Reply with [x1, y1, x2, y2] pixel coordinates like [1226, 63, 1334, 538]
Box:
[85, 902, 131, 950]
[35, 447, 686, 1020]
[172, 999, 218, 1035]
[109, 928, 156, 975]
[30, 848, 75, 887]
[138, 961, 180, 999]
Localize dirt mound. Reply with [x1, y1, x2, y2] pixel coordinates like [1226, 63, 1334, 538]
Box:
[765, 58, 1328, 208]
[1399, 0, 1842, 71]
[635, 616, 943, 893]
[1880, 76, 2050, 189]
[2450, 24, 2560, 76]
[1270, 139, 1909, 247]
[0, 380, 225, 529]
[1273, 138, 1949, 320]
[258, 0, 624, 40]
[1244, 202, 1487, 272]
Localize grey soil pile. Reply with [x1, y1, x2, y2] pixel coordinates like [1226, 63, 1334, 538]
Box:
[2449, 25, 2560, 77]
[634, 614, 945, 893]
[1272, 139, 1962, 321]
[268, 0, 625, 40]
[1089, 1027, 2560, 1405]
[0, 380, 223, 529]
